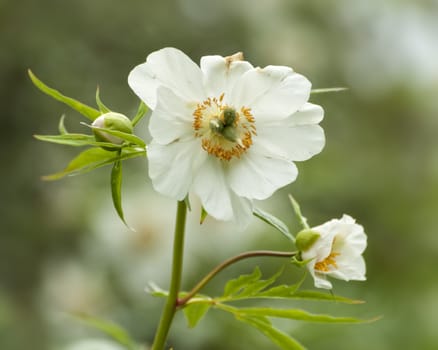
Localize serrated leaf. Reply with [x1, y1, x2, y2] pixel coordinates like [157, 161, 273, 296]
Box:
[131, 101, 148, 127]
[96, 87, 111, 113]
[310, 87, 348, 94]
[237, 307, 369, 324]
[257, 274, 305, 298]
[253, 207, 294, 242]
[183, 302, 211, 328]
[223, 267, 262, 297]
[42, 147, 145, 180]
[237, 315, 305, 350]
[111, 158, 131, 229]
[28, 70, 100, 121]
[58, 115, 68, 134]
[73, 313, 137, 350]
[290, 290, 364, 304]
[234, 267, 284, 299]
[34, 133, 122, 148]
[83, 123, 146, 147]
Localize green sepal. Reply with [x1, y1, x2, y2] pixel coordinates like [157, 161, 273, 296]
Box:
[111, 157, 132, 230]
[95, 87, 111, 113]
[184, 195, 192, 211]
[290, 254, 313, 268]
[72, 313, 138, 350]
[83, 123, 146, 147]
[310, 87, 348, 94]
[34, 133, 122, 149]
[41, 146, 145, 180]
[58, 115, 68, 134]
[131, 101, 148, 127]
[200, 206, 208, 224]
[28, 70, 100, 121]
[288, 195, 309, 230]
[253, 207, 294, 242]
[182, 301, 211, 328]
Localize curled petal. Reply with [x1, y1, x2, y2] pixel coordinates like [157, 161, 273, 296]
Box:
[230, 66, 311, 121]
[128, 47, 205, 109]
[200, 55, 253, 99]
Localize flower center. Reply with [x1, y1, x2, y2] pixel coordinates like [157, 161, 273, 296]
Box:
[314, 252, 340, 272]
[192, 93, 256, 161]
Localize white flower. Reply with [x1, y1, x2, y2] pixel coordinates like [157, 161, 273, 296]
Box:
[128, 48, 325, 228]
[299, 215, 367, 289]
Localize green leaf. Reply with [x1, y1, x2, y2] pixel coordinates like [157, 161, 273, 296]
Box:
[58, 115, 68, 134]
[34, 133, 122, 148]
[237, 315, 305, 350]
[183, 302, 211, 328]
[235, 267, 284, 299]
[253, 207, 295, 242]
[223, 267, 262, 297]
[288, 195, 309, 230]
[289, 290, 365, 304]
[310, 87, 348, 94]
[146, 282, 168, 298]
[42, 147, 145, 180]
[131, 101, 148, 127]
[111, 158, 131, 229]
[237, 307, 369, 324]
[83, 123, 146, 147]
[28, 70, 100, 121]
[200, 206, 208, 224]
[257, 274, 305, 298]
[96, 87, 111, 113]
[73, 313, 137, 350]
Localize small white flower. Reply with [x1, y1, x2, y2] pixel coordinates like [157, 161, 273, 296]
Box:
[128, 48, 325, 227]
[300, 215, 367, 289]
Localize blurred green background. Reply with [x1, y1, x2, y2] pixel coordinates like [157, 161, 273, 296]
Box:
[2, 0, 438, 349]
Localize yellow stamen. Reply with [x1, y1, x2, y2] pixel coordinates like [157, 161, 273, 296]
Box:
[192, 93, 256, 161]
[314, 252, 340, 272]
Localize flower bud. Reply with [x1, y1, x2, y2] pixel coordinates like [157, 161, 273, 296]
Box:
[295, 229, 320, 252]
[92, 112, 133, 146]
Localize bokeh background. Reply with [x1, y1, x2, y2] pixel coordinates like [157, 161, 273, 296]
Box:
[2, 0, 438, 349]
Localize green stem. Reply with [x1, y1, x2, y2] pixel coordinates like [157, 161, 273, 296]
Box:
[177, 250, 297, 307]
[151, 200, 187, 350]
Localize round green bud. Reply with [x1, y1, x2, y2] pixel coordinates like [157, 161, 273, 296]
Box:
[295, 229, 320, 252]
[92, 112, 133, 147]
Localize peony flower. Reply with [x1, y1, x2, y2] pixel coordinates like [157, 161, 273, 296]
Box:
[297, 215, 367, 289]
[128, 48, 325, 227]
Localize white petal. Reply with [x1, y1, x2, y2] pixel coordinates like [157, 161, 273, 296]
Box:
[228, 148, 298, 200]
[230, 66, 311, 121]
[229, 191, 254, 229]
[200, 55, 253, 98]
[128, 48, 205, 109]
[312, 271, 333, 289]
[330, 256, 366, 281]
[287, 103, 324, 126]
[256, 122, 325, 162]
[302, 230, 335, 263]
[149, 87, 196, 144]
[192, 157, 234, 221]
[147, 140, 200, 200]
